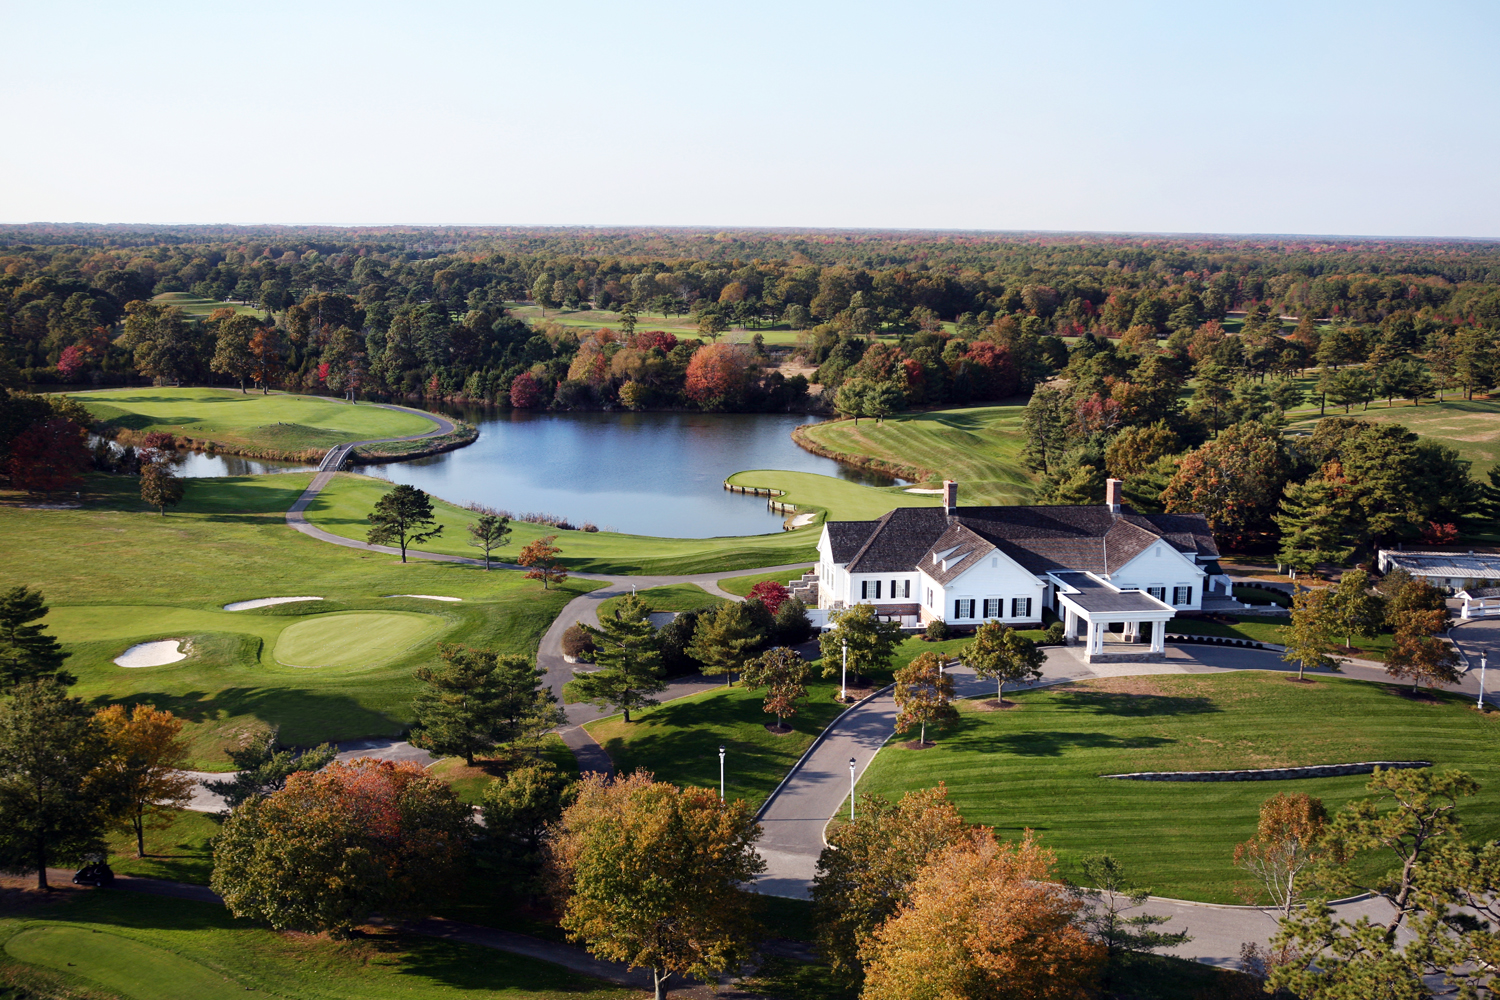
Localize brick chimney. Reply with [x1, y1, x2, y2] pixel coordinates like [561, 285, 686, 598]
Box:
[1105, 478, 1123, 514]
[943, 480, 958, 515]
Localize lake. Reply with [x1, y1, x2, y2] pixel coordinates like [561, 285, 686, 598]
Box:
[172, 409, 896, 538]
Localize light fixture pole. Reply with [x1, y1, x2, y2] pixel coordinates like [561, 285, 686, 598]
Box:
[719, 744, 726, 801]
[1480, 653, 1488, 710]
[841, 639, 848, 702]
[848, 757, 857, 821]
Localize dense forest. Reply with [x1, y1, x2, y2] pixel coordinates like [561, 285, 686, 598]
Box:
[3, 225, 1499, 418]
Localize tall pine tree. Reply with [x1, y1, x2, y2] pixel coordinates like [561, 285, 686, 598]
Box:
[573, 595, 666, 723]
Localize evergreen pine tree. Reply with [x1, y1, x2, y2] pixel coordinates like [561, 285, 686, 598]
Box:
[573, 595, 666, 723]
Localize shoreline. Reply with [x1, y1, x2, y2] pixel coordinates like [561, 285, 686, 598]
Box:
[790, 419, 934, 483]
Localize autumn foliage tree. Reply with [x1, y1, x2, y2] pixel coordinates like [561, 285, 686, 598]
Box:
[8, 417, 89, 496]
[745, 580, 791, 615]
[139, 460, 184, 515]
[211, 759, 473, 936]
[1385, 609, 1462, 693]
[1161, 421, 1292, 547]
[95, 703, 195, 858]
[894, 651, 958, 746]
[1234, 792, 1337, 916]
[860, 830, 1105, 1000]
[684, 343, 750, 407]
[812, 785, 971, 983]
[548, 771, 765, 1000]
[741, 646, 810, 732]
[517, 534, 566, 589]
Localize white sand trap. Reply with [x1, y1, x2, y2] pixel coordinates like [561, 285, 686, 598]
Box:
[384, 594, 463, 602]
[114, 640, 187, 668]
[224, 596, 324, 611]
[903, 487, 945, 494]
[788, 513, 817, 528]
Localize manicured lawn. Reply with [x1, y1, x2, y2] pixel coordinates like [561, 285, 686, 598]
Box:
[725, 470, 937, 521]
[71, 386, 438, 454]
[104, 808, 222, 885]
[598, 583, 725, 619]
[1287, 394, 1500, 478]
[719, 567, 813, 597]
[0, 474, 598, 768]
[273, 610, 448, 668]
[1234, 584, 1290, 608]
[503, 302, 804, 345]
[308, 472, 819, 576]
[856, 672, 1500, 903]
[795, 404, 1038, 505]
[1167, 614, 1397, 661]
[584, 678, 852, 809]
[0, 892, 630, 1000]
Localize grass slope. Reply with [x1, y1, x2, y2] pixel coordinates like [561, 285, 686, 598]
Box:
[725, 470, 936, 521]
[72, 387, 437, 454]
[0, 892, 629, 1000]
[0, 475, 597, 768]
[307, 472, 819, 576]
[856, 671, 1500, 903]
[795, 405, 1036, 506]
[719, 568, 813, 597]
[1288, 395, 1500, 479]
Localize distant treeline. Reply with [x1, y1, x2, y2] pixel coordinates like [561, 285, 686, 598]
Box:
[3, 227, 1500, 415]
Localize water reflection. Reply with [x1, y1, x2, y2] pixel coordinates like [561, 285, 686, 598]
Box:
[365, 409, 895, 538]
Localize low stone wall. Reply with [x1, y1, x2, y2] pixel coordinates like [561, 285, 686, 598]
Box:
[1103, 761, 1432, 782]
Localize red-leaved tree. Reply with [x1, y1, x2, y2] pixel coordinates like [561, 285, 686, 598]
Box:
[634, 331, 678, 353]
[685, 344, 749, 406]
[510, 371, 544, 408]
[964, 341, 1019, 400]
[9, 418, 90, 496]
[55, 345, 87, 380]
[747, 580, 791, 616]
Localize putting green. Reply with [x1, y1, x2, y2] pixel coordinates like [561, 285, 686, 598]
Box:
[6, 925, 251, 999]
[273, 611, 447, 668]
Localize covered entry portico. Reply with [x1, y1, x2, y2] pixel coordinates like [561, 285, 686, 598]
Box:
[1050, 572, 1176, 663]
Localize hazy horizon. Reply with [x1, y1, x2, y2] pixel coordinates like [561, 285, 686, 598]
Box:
[3, 0, 1496, 238]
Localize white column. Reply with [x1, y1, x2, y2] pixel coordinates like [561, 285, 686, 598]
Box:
[1151, 620, 1165, 653]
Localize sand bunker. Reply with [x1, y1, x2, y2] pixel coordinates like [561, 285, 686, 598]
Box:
[903, 487, 944, 494]
[383, 594, 462, 602]
[224, 596, 324, 611]
[114, 640, 187, 668]
[788, 513, 817, 528]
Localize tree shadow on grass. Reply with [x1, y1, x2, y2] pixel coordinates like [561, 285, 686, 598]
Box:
[1049, 690, 1220, 718]
[947, 723, 1176, 758]
[395, 934, 616, 994]
[85, 686, 404, 749]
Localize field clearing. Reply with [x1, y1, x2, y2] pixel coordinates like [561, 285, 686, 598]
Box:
[0, 893, 630, 1000]
[1288, 395, 1500, 477]
[503, 302, 803, 345]
[307, 472, 819, 575]
[72, 386, 437, 454]
[152, 291, 264, 318]
[795, 404, 1037, 506]
[856, 671, 1500, 902]
[0, 475, 595, 767]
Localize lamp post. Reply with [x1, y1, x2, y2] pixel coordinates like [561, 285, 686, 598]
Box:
[718, 744, 726, 801]
[1480, 653, 1489, 711]
[848, 757, 857, 821]
[841, 639, 848, 703]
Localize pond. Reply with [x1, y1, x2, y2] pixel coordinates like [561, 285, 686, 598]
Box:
[361, 409, 895, 538]
[162, 409, 897, 538]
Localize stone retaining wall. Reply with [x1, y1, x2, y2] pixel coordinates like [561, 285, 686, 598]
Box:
[1103, 761, 1432, 782]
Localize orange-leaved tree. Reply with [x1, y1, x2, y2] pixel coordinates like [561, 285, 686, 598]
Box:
[1233, 791, 1339, 917]
[211, 758, 473, 937]
[860, 829, 1105, 1000]
[811, 784, 971, 985]
[894, 651, 957, 746]
[518, 534, 566, 589]
[684, 343, 749, 407]
[1385, 609, 1462, 693]
[548, 771, 765, 1000]
[95, 703, 195, 858]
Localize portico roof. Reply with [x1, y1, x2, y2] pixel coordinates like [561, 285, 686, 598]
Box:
[1051, 572, 1174, 616]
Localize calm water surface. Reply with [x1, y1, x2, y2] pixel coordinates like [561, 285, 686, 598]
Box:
[361, 409, 895, 537]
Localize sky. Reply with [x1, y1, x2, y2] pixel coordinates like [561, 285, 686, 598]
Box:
[1, 0, 1497, 237]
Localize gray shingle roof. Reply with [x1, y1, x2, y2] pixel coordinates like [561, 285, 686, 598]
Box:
[827, 504, 1219, 577]
[1052, 572, 1172, 614]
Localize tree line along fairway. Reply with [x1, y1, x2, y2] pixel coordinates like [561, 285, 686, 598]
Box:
[71, 386, 439, 454]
